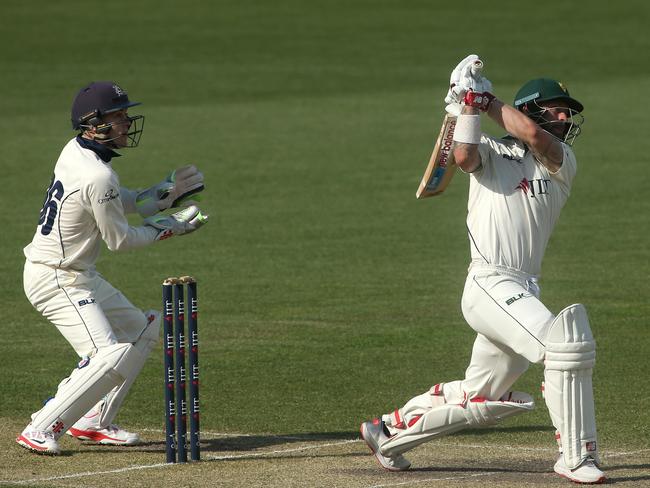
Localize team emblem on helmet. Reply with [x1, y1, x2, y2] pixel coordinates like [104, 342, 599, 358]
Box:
[113, 84, 126, 96]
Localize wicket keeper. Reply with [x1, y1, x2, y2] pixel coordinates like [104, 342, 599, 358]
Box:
[17, 81, 208, 455]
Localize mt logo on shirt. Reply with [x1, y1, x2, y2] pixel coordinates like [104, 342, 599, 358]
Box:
[516, 178, 551, 198]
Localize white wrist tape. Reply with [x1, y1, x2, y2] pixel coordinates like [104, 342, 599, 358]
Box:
[453, 114, 481, 145]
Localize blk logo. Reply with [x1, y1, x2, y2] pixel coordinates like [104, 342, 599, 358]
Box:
[505, 292, 532, 306]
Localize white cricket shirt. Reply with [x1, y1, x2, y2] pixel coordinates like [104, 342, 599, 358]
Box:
[24, 137, 157, 271]
[466, 135, 577, 276]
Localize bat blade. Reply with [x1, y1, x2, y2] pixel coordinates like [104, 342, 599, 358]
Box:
[416, 114, 458, 199]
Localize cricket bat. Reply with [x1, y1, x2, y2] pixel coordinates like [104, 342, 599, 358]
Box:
[416, 58, 483, 199]
[415, 114, 458, 198]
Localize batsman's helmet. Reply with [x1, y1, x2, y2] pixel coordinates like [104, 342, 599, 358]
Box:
[514, 78, 584, 145]
[71, 81, 144, 147]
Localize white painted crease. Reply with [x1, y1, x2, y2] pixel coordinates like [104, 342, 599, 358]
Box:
[140, 429, 648, 457]
[0, 462, 173, 485]
[0, 439, 357, 485]
[1, 435, 647, 486]
[604, 447, 650, 458]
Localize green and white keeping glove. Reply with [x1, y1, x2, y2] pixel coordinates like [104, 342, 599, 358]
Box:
[135, 165, 205, 217]
[144, 205, 209, 241]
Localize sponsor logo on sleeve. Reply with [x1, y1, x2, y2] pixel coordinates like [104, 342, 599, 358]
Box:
[98, 188, 119, 204]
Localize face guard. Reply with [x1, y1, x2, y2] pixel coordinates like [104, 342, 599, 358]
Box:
[514, 78, 584, 146]
[523, 100, 584, 146]
[72, 81, 144, 148]
[84, 112, 145, 148]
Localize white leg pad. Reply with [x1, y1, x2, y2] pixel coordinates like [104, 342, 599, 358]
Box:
[380, 390, 534, 457]
[74, 311, 161, 429]
[31, 343, 144, 438]
[383, 384, 447, 433]
[544, 303, 599, 468]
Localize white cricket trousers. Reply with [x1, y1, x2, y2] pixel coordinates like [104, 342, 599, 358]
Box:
[23, 260, 148, 358]
[445, 262, 555, 402]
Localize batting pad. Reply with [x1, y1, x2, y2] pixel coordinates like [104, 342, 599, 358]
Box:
[380, 391, 534, 457]
[544, 303, 599, 469]
[31, 343, 144, 438]
[81, 310, 162, 429]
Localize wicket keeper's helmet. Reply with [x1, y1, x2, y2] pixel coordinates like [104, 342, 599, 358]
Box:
[514, 78, 584, 145]
[71, 81, 144, 147]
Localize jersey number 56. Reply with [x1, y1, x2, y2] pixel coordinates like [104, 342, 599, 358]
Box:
[38, 176, 64, 236]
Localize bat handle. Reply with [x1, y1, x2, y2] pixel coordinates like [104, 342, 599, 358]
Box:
[470, 59, 484, 77]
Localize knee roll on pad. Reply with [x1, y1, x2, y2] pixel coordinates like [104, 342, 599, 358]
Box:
[544, 303, 599, 469]
[380, 391, 534, 457]
[30, 343, 144, 437]
[545, 303, 595, 371]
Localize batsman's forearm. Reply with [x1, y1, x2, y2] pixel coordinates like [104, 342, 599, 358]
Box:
[453, 105, 481, 172]
[487, 99, 538, 145]
[453, 142, 481, 173]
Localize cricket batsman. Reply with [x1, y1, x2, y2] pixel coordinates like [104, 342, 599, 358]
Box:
[360, 55, 606, 484]
[17, 81, 208, 455]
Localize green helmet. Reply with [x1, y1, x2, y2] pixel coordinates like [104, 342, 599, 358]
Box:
[514, 78, 584, 145]
[514, 78, 583, 113]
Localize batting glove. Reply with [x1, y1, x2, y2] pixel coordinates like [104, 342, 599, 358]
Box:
[464, 91, 496, 112]
[144, 205, 209, 241]
[444, 54, 480, 105]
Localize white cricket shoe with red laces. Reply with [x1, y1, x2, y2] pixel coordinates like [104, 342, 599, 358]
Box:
[16, 426, 61, 455]
[67, 424, 140, 445]
[554, 456, 606, 484]
[360, 418, 411, 471]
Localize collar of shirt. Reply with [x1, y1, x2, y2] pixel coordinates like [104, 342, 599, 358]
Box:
[76, 135, 121, 163]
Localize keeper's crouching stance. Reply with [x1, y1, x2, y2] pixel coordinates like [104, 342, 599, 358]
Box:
[361, 55, 605, 484]
[17, 81, 208, 456]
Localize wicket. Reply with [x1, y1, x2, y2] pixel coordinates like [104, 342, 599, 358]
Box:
[163, 276, 200, 463]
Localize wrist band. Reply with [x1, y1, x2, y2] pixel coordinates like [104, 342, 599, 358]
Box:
[453, 114, 481, 145]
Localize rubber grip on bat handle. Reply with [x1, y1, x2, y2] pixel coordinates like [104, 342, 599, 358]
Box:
[470, 59, 484, 77]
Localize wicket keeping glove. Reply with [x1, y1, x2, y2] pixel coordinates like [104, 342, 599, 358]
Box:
[144, 205, 209, 241]
[135, 165, 205, 217]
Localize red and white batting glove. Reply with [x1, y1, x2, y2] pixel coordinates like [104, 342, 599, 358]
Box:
[464, 91, 496, 112]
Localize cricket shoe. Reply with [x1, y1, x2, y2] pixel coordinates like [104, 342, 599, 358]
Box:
[360, 418, 411, 471]
[554, 456, 606, 484]
[16, 426, 60, 455]
[67, 424, 140, 445]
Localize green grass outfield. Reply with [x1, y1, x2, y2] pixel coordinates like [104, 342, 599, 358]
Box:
[1, 0, 649, 483]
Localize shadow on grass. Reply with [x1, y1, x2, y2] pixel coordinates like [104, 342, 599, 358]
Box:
[203, 431, 358, 453]
[602, 463, 650, 485]
[200, 424, 554, 453]
[72, 424, 556, 457]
